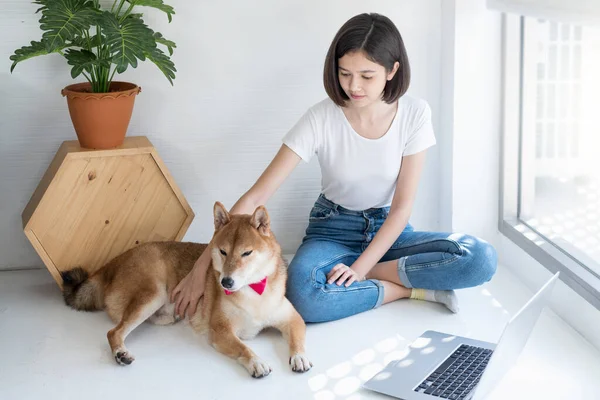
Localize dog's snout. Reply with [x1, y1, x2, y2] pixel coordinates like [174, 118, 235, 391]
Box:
[221, 277, 234, 289]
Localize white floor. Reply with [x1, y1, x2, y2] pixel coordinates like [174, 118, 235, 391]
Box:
[1, 263, 600, 400]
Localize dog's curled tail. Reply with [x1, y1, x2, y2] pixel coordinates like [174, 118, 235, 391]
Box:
[61, 267, 103, 311]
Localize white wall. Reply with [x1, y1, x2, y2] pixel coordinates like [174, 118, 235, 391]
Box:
[448, 0, 503, 246]
[0, 0, 443, 270]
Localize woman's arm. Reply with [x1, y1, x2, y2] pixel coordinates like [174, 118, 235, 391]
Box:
[171, 144, 302, 317]
[327, 150, 428, 286]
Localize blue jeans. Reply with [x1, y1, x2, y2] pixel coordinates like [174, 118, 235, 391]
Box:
[285, 194, 498, 323]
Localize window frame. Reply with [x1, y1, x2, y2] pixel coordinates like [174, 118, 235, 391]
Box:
[499, 13, 600, 310]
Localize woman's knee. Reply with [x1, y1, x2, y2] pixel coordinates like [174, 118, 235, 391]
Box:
[459, 235, 498, 285]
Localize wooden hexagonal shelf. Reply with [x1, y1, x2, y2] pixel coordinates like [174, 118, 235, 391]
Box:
[22, 136, 195, 289]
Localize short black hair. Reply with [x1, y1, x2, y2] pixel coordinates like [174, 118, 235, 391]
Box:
[323, 13, 411, 107]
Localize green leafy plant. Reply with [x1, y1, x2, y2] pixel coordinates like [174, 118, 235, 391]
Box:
[9, 0, 176, 93]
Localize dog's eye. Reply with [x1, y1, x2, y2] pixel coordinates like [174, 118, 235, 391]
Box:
[220, 249, 227, 256]
[242, 250, 253, 257]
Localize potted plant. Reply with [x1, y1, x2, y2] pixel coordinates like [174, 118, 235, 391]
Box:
[9, 0, 177, 149]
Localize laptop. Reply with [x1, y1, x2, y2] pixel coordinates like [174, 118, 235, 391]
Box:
[362, 272, 560, 400]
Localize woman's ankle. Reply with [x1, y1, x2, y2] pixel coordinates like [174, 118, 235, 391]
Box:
[380, 280, 412, 304]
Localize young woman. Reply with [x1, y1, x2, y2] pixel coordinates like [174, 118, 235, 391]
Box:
[171, 13, 497, 323]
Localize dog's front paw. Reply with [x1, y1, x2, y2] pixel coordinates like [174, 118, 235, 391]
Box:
[289, 353, 312, 373]
[246, 357, 272, 378]
[114, 350, 135, 366]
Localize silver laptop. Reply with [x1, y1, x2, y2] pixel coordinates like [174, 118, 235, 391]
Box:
[362, 272, 560, 400]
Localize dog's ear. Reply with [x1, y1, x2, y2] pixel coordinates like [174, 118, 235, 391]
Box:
[213, 201, 230, 231]
[250, 205, 270, 236]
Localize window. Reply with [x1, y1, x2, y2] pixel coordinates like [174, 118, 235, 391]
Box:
[500, 14, 600, 310]
[522, 18, 600, 273]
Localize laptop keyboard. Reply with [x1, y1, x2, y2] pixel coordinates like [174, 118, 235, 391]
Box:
[413, 344, 493, 399]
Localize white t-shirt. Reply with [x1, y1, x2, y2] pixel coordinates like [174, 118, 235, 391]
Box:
[282, 95, 436, 211]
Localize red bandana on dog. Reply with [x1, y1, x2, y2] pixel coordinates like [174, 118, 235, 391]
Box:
[224, 277, 267, 296]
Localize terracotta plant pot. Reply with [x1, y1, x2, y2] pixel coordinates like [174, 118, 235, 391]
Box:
[61, 81, 142, 149]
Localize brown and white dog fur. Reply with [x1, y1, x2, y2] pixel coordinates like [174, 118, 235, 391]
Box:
[60, 202, 312, 378]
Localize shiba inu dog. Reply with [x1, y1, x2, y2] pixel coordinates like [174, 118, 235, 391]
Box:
[61, 202, 312, 378]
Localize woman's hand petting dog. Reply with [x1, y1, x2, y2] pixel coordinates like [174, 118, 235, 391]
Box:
[326, 263, 363, 287]
[172, 263, 207, 318]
